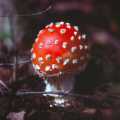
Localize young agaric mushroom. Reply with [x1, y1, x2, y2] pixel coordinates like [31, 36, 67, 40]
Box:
[31, 21, 90, 77]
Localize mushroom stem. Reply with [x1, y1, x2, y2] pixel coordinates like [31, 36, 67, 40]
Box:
[44, 74, 75, 93]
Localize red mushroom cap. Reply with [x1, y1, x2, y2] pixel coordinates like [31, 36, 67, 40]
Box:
[31, 22, 90, 77]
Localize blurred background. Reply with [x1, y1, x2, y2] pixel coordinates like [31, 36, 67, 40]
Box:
[0, 0, 120, 120]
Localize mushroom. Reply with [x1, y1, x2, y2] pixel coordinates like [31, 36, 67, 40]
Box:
[31, 21, 90, 77]
[31, 21, 90, 93]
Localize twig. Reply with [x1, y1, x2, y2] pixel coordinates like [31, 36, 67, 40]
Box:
[0, 79, 9, 90]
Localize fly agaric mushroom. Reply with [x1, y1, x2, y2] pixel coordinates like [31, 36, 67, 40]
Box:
[31, 21, 90, 77]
